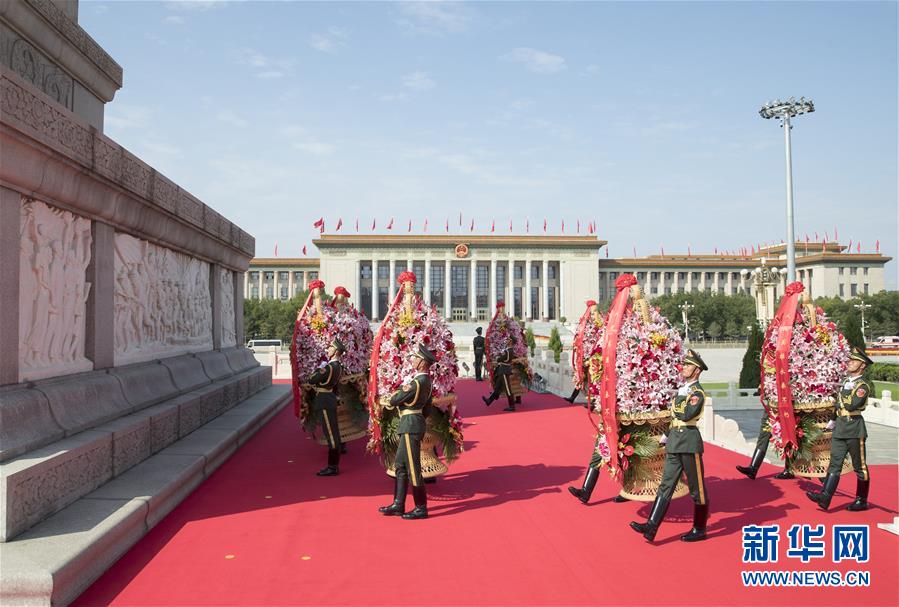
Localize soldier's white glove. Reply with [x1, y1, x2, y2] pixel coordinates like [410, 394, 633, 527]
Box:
[659, 435, 668, 445]
[825, 420, 836, 431]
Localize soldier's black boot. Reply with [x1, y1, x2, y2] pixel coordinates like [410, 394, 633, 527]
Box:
[379, 477, 408, 515]
[806, 472, 840, 510]
[340, 442, 347, 455]
[681, 503, 709, 542]
[773, 464, 794, 480]
[503, 396, 516, 412]
[612, 495, 628, 503]
[564, 388, 579, 404]
[567, 467, 599, 504]
[402, 486, 428, 520]
[630, 496, 670, 542]
[847, 479, 870, 511]
[316, 449, 340, 476]
[736, 446, 766, 480]
[482, 389, 499, 406]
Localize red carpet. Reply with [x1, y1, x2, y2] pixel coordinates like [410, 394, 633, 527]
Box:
[76, 380, 898, 606]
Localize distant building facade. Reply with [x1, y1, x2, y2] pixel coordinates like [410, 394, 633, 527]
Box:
[246, 238, 891, 317]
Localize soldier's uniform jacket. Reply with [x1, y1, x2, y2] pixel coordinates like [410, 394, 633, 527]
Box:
[833, 375, 869, 440]
[473, 335, 485, 356]
[308, 360, 342, 411]
[389, 373, 433, 435]
[666, 381, 706, 454]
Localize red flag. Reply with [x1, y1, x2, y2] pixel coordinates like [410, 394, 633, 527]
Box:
[387, 217, 394, 230]
[355, 218, 359, 232]
[459, 212, 462, 227]
[750, 245, 755, 255]
[274, 243, 279, 257]
[543, 218, 547, 233]
[491, 220, 495, 233]
[577, 219, 580, 234]
[632, 245, 637, 258]
[470, 219, 474, 232]
[561, 219, 565, 233]
[407, 220, 412, 232]
[336, 218, 343, 231]
[660, 245, 665, 256]
[372, 218, 376, 230]
[714, 246, 718, 254]
[509, 218, 513, 232]
[876, 240, 880, 253]
[814, 231, 818, 242]
[822, 241, 826, 253]
[445, 218, 449, 233]
[526, 218, 529, 232]
[848, 238, 852, 253]
[834, 226, 838, 242]
[688, 244, 692, 256]
[857, 242, 861, 253]
[605, 247, 609, 258]
[313, 217, 324, 229]
[302, 245, 307, 256]
[824, 231, 829, 243]
[424, 218, 429, 232]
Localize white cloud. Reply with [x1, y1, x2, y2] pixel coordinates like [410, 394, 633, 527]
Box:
[105, 105, 155, 131]
[235, 47, 294, 78]
[216, 109, 249, 128]
[396, 1, 473, 35]
[309, 27, 349, 53]
[236, 48, 269, 68]
[502, 47, 567, 74]
[584, 64, 600, 75]
[163, 15, 186, 25]
[141, 140, 183, 157]
[402, 71, 435, 91]
[292, 141, 337, 156]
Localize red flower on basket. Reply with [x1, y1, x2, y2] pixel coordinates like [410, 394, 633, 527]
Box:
[397, 270, 416, 284]
[784, 281, 804, 296]
[308, 279, 325, 290]
[334, 286, 351, 297]
[615, 273, 638, 289]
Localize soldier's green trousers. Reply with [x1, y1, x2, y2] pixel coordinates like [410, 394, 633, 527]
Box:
[657, 452, 708, 505]
[827, 437, 868, 481]
[319, 404, 342, 451]
[395, 432, 424, 487]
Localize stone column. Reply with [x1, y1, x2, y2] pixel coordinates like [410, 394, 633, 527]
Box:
[302, 271, 308, 291]
[490, 258, 497, 313]
[525, 259, 532, 320]
[84, 221, 115, 370]
[354, 260, 361, 307]
[424, 258, 432, 306]
[509, 261, 516, 318]
[273, 270, 280, 301]
[542, 258, 549, 320]
[372, 259, 380, 320]
[469, 258, 476, 320]
[257, 270, 262, 300]
[559, 260, 565, 321]
[389, 258, 396, 302]
[244, 271, 249, 299]
[210, 264, 222, 350]
[234, 272, 245, 346]
[444, 259, 451, 319]
[0, 187, 20, 384]
[288, 269, 295, 299]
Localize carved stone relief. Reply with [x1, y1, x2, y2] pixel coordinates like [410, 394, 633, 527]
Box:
[114, 233, 213, 364]
[220, 268, 236, 348]
[0, 23, 74, 110]
[18, 198, 93, 381]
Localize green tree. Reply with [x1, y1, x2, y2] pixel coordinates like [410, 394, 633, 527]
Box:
[739, 322, 764, 388]
[707, 321, 722, 341]
[547, 326, 563, 363]
[724, 319, 739, 339]
[525, 326, 536, 356]
[840, 313, 865, 350]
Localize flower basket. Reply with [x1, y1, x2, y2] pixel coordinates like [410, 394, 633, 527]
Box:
[485, 304, 532, 390]
[291, 283, 373, 444]
[368, 274, 462, 477]
[769, 400, 852, 478]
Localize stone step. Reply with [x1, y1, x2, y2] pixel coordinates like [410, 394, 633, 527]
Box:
[0, 384, 291, 607]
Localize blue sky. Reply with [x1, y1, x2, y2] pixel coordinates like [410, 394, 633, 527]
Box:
[81, 1, 897, 287]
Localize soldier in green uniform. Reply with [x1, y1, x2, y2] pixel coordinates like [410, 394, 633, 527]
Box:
[307, 338, 346, 477]
[482, 348, 517, 411]
[473, 327, 486, 381]
[379, 344, 436, 520]
[630, 349, 710, 543]
[806, 347, 873, 511]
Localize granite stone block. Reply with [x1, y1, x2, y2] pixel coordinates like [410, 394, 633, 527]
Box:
[33, 371, 129, 436]
[0, 386, 64, 463]
[110, 360, 179, 411]
[195, 351, 232, 382]
[160, 355, 210, 393]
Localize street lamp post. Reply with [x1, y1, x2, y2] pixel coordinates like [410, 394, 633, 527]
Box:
[854, 302, 872, 344]
[741, 258, 785, 326]
[679, 302, 694, 344]
[759, 97, 815, 283]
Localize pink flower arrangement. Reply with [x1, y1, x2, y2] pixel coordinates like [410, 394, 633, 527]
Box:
[485, 315, 529, 362]
[586, 305, 683, 415]
[293, 300, 374, 381]
[761, 306, 849, 405]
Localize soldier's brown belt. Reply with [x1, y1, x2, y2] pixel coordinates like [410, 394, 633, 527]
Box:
[399, 409, 423, 417]
[837, 410, 862, 417]
[670, 419, 699, 428]
[314, 387, 333, 393]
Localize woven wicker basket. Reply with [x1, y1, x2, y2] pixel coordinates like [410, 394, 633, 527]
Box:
[381, 393, 456, 479]
[782, 400, 853, 478]
[615, 409, 689, 502]
[312, 374, 369, 445]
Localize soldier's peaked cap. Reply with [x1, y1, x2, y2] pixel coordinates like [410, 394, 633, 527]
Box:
[414, 344, 437, 365]
[330, 338, 347, 354]
[684, 349, 708, 371]
[849, 346, 874, 366]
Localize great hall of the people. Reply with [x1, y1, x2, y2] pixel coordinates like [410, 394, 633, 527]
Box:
[245, 235, 890, 323]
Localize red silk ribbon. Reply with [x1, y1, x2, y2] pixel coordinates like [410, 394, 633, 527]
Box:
[771, 281, 804, 452]
[572, 304, 592, 388]
[366, 286, 406, 447]
[290, 285, 319, 417]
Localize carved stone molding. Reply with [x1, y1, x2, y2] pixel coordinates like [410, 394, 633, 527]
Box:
[18, 197, 93, 382]
[0, 23, 73, 110]
[220, 269, 236, 348]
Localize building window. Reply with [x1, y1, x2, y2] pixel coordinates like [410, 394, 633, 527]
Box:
[839, 284, 844, 297]
[731, 272, 740, 280]
[863, 267, 869, 276]
[451, 265, 469, 311]
[251, 287, 259, 298]
[850, 284, 857, 296]
[610, 272, 619, 280]
[360, 287, 372, 318]
[264, 272, 274, 280]
[476, 265, 489, 309]
[637, 272, 646, 280]
[531, 287, 539, 318]
[378, 264, 389, 279]
[265, 287, 273, 298]
[378, 287, 389, 320]
[430, 265, 445, 306]
[308, 272, 318, 281]
[280, 287, 288, 300]
[514, 265, 523, 280]
[598, 287, 604, 300]
[547, 286, 556, 320]
[549, 264, 557, 280]
[413, 263, 424, 294]
[692, 272, 701, 281]
[839, 267, 844, 276]
[249, 271, 259, 281]
[665, 272, 674, 280]
[664, 287, 671, 295]
[732, 286, 738, 295]
[531, 264, 540, 279]
[864, 283, 869, 294]
[359, 264, 371, 280]
[395, 261, 406, 278]
[678, 272, 686, 280]
[850, 267, 857, 275]
[513, 287, 522, 317]
[718, 272, 727, 280]
[496, 264, 507, 303]
[651, 272, 659, 280]
[705, 272, 713, 281]
[279, 271, 289, 281]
